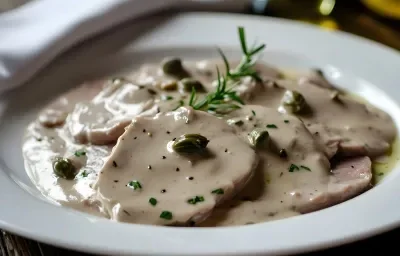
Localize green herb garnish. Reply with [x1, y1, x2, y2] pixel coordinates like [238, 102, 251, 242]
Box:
[187, 196, 205, 205]
[288, 164, 300, 172]
[161, 58, 189, 79]
[74, 149, 86, 157]
[281, 90, 307, 114]
[81, 170, 89, 178]
[160, 211, 173, 220]
[251, 110, 256, 116]
[284, 120, 289, 123]
[248, 128, 269, 147]
[187, 26, 265, 114]
[127, 180, 142, 190]
[211, 188, 224, 195]
[172, 134, 209, 154]
[149, 197, 157, 206]
[52, 157, 77, 180]
[266, 124, 278, 129]
[161, 95, 174, 101]
[300, 165, 311, 171]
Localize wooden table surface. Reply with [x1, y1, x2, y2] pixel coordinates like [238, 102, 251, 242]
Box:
[1, 1, 400, 255]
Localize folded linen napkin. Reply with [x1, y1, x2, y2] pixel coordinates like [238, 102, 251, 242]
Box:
[0, 0, 183, 94]
[0, 0, 252, 94]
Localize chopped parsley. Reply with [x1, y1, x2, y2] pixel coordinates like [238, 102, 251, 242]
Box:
[300, 165, 311, 171]
[81, 170, 89, 178]
[127, 180, 142, 190]
[187, 196, 205, 205]
[211, 188, 224, 195]
[160, 211, 173, 220]
[284, 120, 289, 123]
[288, 164, 300, 172]
[161, 95, 174, 101]
[378, 172, 384, 176]
[251, 110, 256, 116]
[149, 197, 157, 206]
[266, 124, 278, 129]
[74, 150, 86, 157]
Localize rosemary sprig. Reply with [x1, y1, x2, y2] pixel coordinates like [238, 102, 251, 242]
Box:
[219, 27, 265, 82]
[188, 26, 266, 114]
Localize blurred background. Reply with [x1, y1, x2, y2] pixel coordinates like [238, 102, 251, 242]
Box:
[1, 0, 399, 50]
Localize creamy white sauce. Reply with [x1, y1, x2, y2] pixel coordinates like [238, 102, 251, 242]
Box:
[22, 57, 397, 226]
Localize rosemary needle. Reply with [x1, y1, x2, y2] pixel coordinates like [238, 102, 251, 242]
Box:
[188, 26, 266, 114]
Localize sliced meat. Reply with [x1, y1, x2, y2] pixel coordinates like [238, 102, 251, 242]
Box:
[297, 156, 372, 213]
[247, 79, 397, 159]
[38, 80, 105, 128]
[93, 106, 259, 226]
[67, 79, 158, 145]
[200, 105, 333, 227]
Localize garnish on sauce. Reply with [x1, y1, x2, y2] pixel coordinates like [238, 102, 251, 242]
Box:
[288, 164, 300, 172]
[248, 128, 269, 147]
[149, 197, 157, 206]
[172, 134, 209, 154]
[281, 90, 307, 114]
[187, 26, 264, 114]
[187, 196, 205, 205]
[266, 124, 278, 129]
[161, 95, 174, 101]
[74, 150, 86, 157]
[300, 165, 312, 171]
[211, 188, 224, 194]
[161, 57, 190, 79]
[127, 180, 142, 190]
[160, 211, 173, 220]
[178, 78, 204, 92]
[52, 157, 77, 180]
[81, 170, 89, 178]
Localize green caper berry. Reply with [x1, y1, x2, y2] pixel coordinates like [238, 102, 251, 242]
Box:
[161, 58, 189, 79]
[248, 128, 269, 147]
[281, 90, 307, 114]
[178, 78, 204, 93]
[172, 134, 209, 154]
[52, 157, 77, 180]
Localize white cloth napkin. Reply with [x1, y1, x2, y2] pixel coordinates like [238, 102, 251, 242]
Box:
[0, 0, 252, 94]
[0, 0, 183, 94]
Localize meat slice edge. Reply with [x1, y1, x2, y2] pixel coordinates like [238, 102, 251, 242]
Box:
[297, 156, 372, 214]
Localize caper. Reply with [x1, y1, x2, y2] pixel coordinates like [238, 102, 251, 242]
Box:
[160, 80, 178, 91]
[178, 78, 204, 93]
[52, 157, 77, 180]
[227, 118, 244, 126]
[248, 128, 269, 147]
[281, 90, 307, 114]
[161, 57, 190, 79]
[172, 134, 209, 154]
[330, 90, 340, 101]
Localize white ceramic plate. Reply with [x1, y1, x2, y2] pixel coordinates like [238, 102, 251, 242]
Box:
[1, 12, 400, 256]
